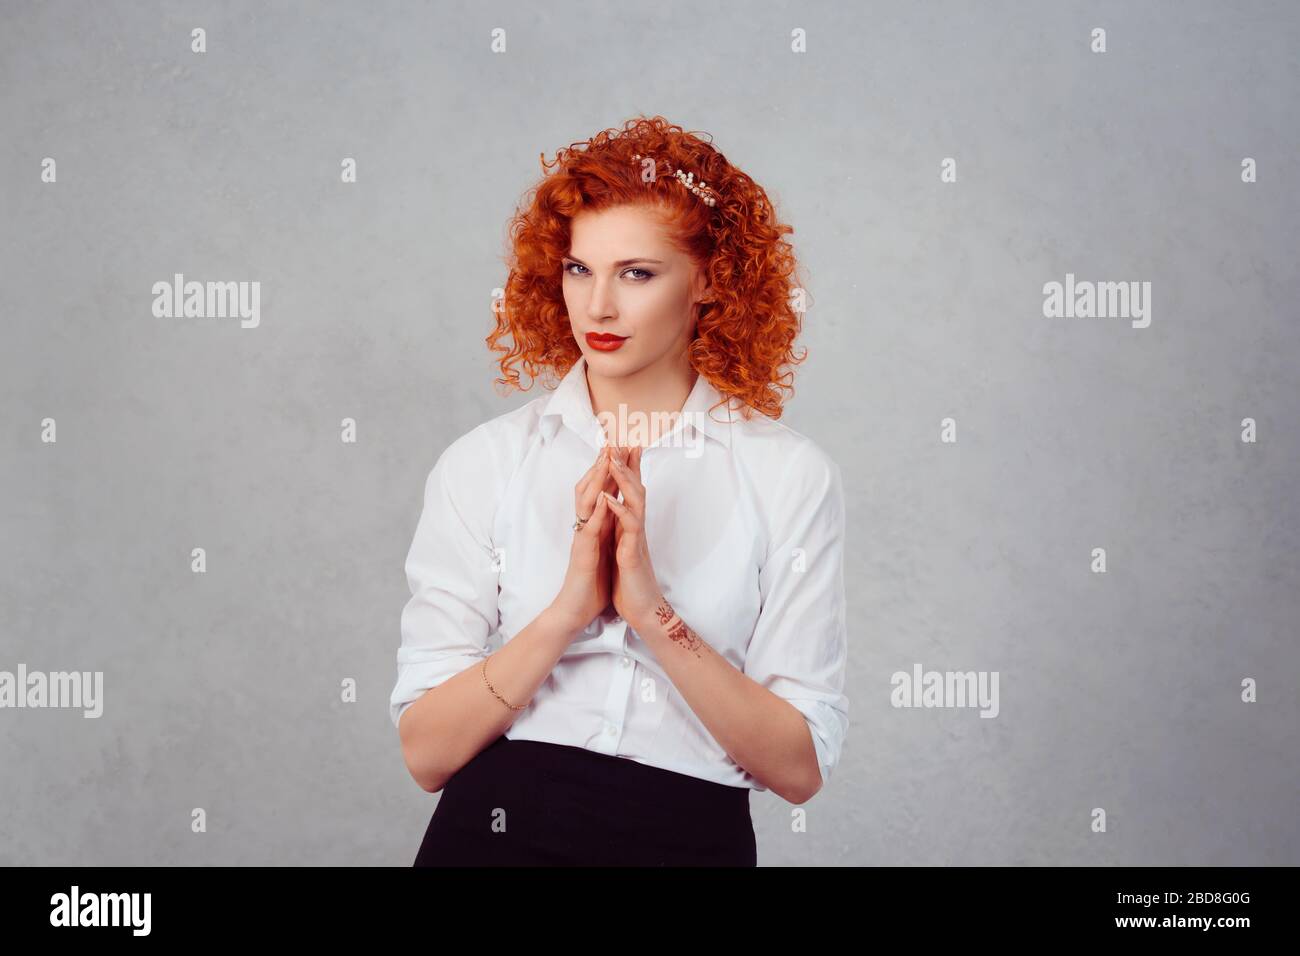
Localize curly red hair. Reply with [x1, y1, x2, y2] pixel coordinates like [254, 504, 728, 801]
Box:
[486, 115, 809, 421]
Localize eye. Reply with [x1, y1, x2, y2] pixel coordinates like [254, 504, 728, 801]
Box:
[562, 262, 654, 280]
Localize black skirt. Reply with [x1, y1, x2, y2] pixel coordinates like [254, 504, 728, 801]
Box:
[414, 734, 757, 866]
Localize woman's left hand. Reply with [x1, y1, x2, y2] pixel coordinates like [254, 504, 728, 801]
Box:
[601, 445, 665, 630]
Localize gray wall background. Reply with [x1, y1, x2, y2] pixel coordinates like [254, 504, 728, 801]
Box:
[1, 0, 1296, 865]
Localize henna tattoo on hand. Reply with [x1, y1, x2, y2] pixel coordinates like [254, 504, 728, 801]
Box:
[653, 598, 704, 659]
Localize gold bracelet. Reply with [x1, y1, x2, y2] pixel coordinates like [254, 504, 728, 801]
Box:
[481, 656, 526, 711]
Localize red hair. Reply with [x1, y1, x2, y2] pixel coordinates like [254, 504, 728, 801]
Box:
[486, 115, 809, 421]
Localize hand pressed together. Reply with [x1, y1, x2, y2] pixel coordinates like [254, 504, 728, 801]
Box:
[550, 442, 664, 634]
[601, 444, 666, 629]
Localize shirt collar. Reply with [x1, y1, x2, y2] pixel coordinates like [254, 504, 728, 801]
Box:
[539, 355, 736, 450]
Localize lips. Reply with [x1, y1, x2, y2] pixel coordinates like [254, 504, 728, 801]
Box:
[586, 332, 628, 351]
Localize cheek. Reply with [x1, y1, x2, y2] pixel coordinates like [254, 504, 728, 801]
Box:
[560, 280, 582, 318]
[631, 284, 692, 335]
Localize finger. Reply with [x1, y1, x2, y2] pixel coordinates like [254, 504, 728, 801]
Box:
[581, 486, 610, 537]
[607, 455, 645, 516]
[625, 446, 644, 494]
[601, 490, 641, 535]
[576, 456, 610, 510]
[597, 444, 622, 495]
[602, 455, 622, 496]
[582, 445, 613, 483]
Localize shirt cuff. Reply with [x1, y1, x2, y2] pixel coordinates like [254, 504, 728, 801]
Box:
[782, 696, 848, 790]
[389, 649, 488, 729]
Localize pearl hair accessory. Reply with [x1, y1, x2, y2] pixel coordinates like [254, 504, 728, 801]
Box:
[630, 152, 718, 207]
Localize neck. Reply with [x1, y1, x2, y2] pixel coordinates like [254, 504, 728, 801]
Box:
[585, 350, 696, 448]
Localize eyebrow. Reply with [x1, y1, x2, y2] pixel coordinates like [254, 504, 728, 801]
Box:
[563, 255, 665, 268]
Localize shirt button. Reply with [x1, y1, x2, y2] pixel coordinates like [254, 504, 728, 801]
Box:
[621, 656, 631, 668]
[605, 723, 617, 736]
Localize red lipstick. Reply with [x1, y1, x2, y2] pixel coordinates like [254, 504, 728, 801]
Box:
[586, 332, 628, 352]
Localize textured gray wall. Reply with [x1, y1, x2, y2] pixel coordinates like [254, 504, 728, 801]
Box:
[1, 0, 1297, 865]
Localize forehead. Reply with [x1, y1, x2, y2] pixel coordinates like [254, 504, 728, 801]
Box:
[568, 204, 679, 257]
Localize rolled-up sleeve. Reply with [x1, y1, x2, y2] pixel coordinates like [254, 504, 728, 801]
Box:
[390, 429, 501, 731]
[742, 441, 850, 790]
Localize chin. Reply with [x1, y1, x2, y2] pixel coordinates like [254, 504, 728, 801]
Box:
[584, 350, 643, 377]
[584, 347, 630, 362]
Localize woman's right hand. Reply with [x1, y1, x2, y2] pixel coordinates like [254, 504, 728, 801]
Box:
[549, 443, 624, 635]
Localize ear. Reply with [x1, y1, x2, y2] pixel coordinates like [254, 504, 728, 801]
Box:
[692, 263, 714, 305]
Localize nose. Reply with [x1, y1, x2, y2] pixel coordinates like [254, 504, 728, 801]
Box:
[586, 274, 617, 322]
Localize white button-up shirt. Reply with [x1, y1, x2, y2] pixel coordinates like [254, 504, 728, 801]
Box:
[390, 355, 850, 792]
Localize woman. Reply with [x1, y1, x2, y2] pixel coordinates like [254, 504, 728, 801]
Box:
[391, 115, 849, 866]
